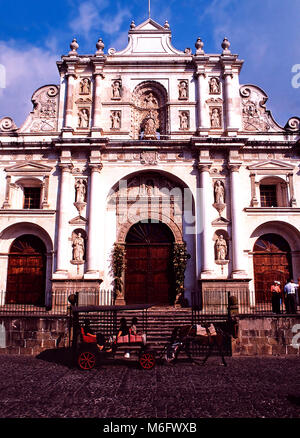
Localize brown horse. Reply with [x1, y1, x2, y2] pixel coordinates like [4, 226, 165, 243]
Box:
[168, 317, 239, 367]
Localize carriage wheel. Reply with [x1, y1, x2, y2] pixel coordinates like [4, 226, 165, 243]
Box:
[77, 351, 96, 370]
[139, 351, 156, 370]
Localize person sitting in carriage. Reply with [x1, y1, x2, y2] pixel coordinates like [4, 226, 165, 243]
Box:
[82, 319, 107, 352]
[129, 317, 146, 344]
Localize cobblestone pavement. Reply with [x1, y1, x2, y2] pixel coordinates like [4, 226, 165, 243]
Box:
[0, 350, 299, 419]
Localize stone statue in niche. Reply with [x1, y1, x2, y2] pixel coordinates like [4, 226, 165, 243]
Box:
[210, 108, 221, 128]
[144, 115, 157, 139]
[178, 81, 188, 99]
[112, 80, 121, 99]
[72, 232, 85, 262]
[80, 78, 91, 95]
[214, 180, 225, 204]
[78, 108, 90, 128]
[179, 111, 189, 130]
[209, 77, 220, 94]
[75, 179, 86, 203]
[111, 111, 121, 129]
[215, 234, 227, 261]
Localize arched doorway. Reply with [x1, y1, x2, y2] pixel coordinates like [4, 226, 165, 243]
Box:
[125, 221, 175, 305]
[6, 235, 46, 305]
[253, 233, 292, 302]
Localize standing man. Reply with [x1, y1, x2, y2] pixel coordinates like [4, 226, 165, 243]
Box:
[284, 279, 297, 314]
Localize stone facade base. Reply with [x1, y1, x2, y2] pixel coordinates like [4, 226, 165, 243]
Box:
[232, 315, 300, 356]
[199, 279, 250, 313]
[0, 316, 69, 355]
[51, 279, 106, 310]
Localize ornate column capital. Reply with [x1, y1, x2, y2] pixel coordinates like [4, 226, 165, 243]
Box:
[228, 163, 242, 173]
[198, 162, 212, 172]
[89, 163, 103, 173]
[58, 162, 73, 172]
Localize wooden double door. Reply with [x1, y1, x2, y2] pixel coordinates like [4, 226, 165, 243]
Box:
[125, 222, 175, 305]
[253, 233, 292, 302]
[6, 235, 46, 305]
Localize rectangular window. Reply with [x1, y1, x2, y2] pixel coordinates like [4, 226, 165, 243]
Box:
[260, 185, 277, 207]
[23, 187, 41, 209]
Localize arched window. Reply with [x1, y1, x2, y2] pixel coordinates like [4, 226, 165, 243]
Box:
[14, 178, 42, 209]
[259, 177, 288, 207]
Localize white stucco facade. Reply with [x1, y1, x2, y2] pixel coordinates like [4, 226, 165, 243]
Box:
[0, 18, 299, 308]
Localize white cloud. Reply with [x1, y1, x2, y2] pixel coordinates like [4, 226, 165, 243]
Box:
[0, 41, 59, 126]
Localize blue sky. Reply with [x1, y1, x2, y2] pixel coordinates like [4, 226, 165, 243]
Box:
[0, 0, 299, 127]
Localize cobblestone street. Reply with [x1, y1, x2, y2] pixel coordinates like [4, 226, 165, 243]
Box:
[0, 351, 299, 419]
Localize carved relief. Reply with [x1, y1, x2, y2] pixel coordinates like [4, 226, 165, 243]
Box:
[209, 77, 221, 94]
[131, 81, 168, 140]
[178, 80, 188, 100]
[240, 85, 283, 132]
[0, 117, 18, 132]
[111, 111, 121, 129]
[179, 111, 189, 130]
[18, 85, 59, 133]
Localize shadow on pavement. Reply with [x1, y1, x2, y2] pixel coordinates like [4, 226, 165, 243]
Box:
[36, 347, 74, 368]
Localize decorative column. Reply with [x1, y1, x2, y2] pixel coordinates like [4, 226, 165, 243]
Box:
[194, 40, 210, 136]
[91, 38, 105, 137]
[229, 164, 247, 277]
[64, 71, 76, 129]
[84, 162, 104, 278]
[198, 163, 215, 277]
[250, 173, 259, 207]
[288, 173, 297, 206]
[221, 38, 243, 136]
[54, 163, 73, 277]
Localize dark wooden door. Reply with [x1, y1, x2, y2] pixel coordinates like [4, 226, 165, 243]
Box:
[125, 222, 175, 305]
[6, 235, 46, 305]
[253, 234, 292, 302]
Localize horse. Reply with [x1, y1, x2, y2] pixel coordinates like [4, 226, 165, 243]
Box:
[168, 316, 239, 367]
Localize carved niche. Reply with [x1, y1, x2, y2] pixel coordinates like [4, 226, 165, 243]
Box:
[131, 81, 168, 140]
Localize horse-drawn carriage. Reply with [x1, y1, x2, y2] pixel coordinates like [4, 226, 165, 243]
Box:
[70, 302, 156, 370]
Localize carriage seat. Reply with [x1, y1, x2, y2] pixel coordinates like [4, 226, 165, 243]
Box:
[116, 331, 145, 344]
[80, 327, 97, 344]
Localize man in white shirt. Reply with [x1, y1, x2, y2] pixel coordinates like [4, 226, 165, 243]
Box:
[284, 279, 297, 314]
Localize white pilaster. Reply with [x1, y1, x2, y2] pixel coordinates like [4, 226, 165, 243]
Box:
[196, 72, 210, 136]
[198, 163, 215, 277]
[64, 73, 76, 129]
[53, 163, 73, 277]
[229, 163, 247, 278]
[84, 163, 104, 279]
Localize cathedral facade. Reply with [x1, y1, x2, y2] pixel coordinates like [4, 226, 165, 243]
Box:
[0, 18, 299, 309]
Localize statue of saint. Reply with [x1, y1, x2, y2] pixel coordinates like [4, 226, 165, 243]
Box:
[216, 235, 227, 261]
[72, 233, 85, 262]
[112, 80, 121, 98]
[75, 179, 86, 203]
[214, 180, 225, 204]
[144, 116, 157, 139]
[111, 111, 121, 129]
[80, 78, 90, 94]
[178, 81, 188, 99]
[211, 108, 221, 128]
[78, 109, 89, 128]
[209, 77, 220, 94]
[144, 92, 158, 108]
[179, 111, 189, 130]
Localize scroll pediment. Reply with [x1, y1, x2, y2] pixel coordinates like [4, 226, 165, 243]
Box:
[5, 161, 53, 174]
[134, 18, 168, 32]
[69, 215, 87, 225]
[247, 160, 295, 173]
